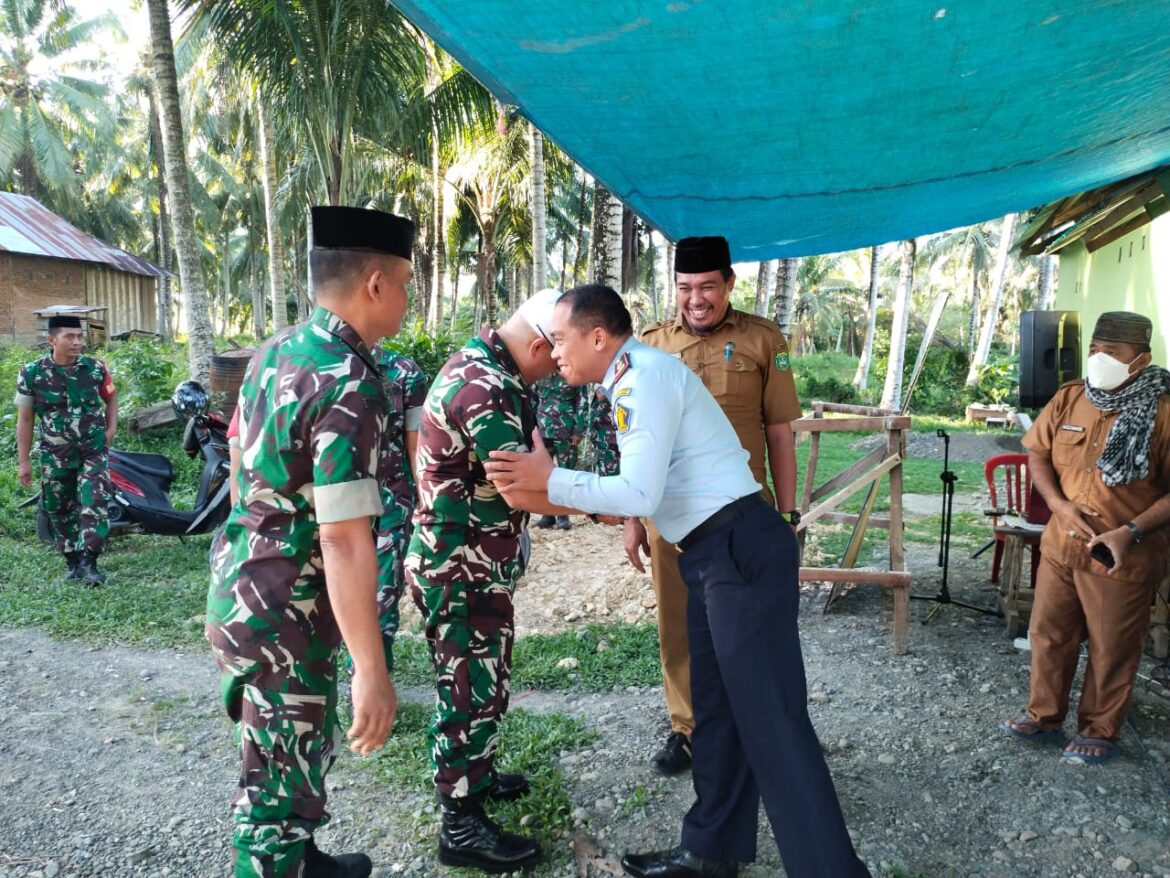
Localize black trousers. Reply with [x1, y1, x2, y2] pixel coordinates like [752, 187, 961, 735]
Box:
[677, 503, 870, 878]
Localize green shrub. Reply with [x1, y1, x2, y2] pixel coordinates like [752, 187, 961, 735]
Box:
[103, 338, 184, 413]
[382, 319, 466, 381]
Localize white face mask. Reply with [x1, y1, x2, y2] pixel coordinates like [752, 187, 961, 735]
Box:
[1086, 351, 1139, 392]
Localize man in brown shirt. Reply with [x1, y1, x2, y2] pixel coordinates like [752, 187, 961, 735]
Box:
[1002, 311, 1170, 764]
[626, 236, 804, 774]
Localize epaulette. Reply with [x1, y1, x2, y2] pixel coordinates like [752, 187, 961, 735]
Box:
[639, 319, 672, 339]
[1058, 378, 1084, 390]
[738, 312, 785, 336]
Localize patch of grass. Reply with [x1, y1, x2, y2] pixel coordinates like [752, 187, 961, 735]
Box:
[393, 624, 664, 694]
[903, 512, 987, 549]
[0, 533, 212, 648]
[359, 701, 595, 864]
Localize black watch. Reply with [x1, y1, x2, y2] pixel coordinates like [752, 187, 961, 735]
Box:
[783, 509, 801, 525]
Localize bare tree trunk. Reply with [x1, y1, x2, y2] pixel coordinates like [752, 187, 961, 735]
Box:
[880, 239, 916, 411]
[1036, 254, 1055, 311]
[773, 258, 797, 336]
[621, 208, 637, 295]
[587, 185, 607, 283]
[602, 191, 623, 289]
[449, 258, 461, 331]
[250, 250, 265, 339]
[148, 0, 214, 384]
[429, 133, 445, 328]
[754, 260, 774, 317]
[853, 246, 880, 390]
[146, 87, 173, 341]
[530, 125, 549, 291]
[257, 99, 286, 336]
[478, 228, 498, 327]
[660, 239, 675, 319]
[574, 175, 589, 284]
[966, 213, 1017, 385]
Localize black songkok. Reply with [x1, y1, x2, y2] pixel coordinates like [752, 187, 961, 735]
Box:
[310, 206, 415, 261]
[674, 236, 732, 274]
[1092, 311, 1153, 346]
[47, 315, 82, 330]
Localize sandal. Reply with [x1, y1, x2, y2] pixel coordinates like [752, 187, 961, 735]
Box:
[998, 715, 1065, 743]
[1061, 735, 1120, 765]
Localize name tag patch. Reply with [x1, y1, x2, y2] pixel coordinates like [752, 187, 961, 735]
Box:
[1059, 424, 1085, 433]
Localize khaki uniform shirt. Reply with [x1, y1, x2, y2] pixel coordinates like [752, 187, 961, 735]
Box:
[1023, 379, 1170, 583]
[640, 306, 802, 499]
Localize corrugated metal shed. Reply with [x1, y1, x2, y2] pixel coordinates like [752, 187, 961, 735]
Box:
[0, 192, 168, 279]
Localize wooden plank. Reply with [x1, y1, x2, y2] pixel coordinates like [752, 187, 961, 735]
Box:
[799, 567, 911, 586]
[810, 445, 887, 503]
[815, 402, 891, 417]
[887, 430, 905, 577]
[127, 400, 177, 435]
[801, 432, 821, 513]
[1085, 210, 1155, 253]
[792, 415, 913, 433]
[800, 454, 901, 529]
[817, 512, 890, 529]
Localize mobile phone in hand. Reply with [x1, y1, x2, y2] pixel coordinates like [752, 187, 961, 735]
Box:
[1089, 542, 1115, 568]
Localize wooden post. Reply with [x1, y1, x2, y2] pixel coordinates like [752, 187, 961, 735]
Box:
[887, 424, 908, 654]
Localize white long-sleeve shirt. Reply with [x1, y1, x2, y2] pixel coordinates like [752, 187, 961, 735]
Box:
[547, 337, 761, 543]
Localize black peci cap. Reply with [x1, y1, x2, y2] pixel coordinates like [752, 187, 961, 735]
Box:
[47, 315, 83, 330]
[310, 206, 415, 260]
[674, 236, 732, 274]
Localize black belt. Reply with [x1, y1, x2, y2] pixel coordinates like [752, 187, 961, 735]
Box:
[677, 492, 768, 552]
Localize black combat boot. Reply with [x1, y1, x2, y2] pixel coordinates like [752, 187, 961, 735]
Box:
[535, 514, 556, 528]
[303, 838, 372, 878]
[64, 552, 82, 580]
[555, 515, 572, 530]
[78, 551, 106, 586]
[438, 794, 541, 873]
[485, 769, 530, 801]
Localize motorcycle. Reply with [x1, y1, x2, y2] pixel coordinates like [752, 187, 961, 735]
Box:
[28, 381, 233, 540]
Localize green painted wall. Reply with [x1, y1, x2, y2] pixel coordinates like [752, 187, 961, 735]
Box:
[1054, 216, 1169, 364]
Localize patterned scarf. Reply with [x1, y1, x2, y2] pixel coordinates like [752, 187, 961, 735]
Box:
[1084, 365, 1170, 486]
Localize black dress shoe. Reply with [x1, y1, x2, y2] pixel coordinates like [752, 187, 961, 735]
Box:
[535, 514, 556, 528]
[439, 796, 542, 873]
[486, 770, 530, 801]
[651, 731, 692, 775]
[621, 847, 737, 878]
[303, 838, 372, 878]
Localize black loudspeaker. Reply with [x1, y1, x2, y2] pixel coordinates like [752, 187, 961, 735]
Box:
[1019, 310, 1080, 409]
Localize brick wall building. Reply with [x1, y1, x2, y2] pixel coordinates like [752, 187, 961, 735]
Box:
[0, 193, 166, 345]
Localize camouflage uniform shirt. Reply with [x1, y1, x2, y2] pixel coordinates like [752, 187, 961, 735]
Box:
[535, 373, 584, 440]
[14, 354, 114, 457]
[206, 306, 388, 664]
[373, 348, 429, 530]
[406, 329, 536, 585]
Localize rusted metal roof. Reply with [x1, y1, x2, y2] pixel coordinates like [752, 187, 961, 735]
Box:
[0, 192, 168, 279]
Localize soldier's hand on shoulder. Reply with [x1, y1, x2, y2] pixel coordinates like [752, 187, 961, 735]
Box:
[347, 665, 398, 756]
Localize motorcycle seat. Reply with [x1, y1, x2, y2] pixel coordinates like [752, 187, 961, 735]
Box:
[109, 449, 176, 488]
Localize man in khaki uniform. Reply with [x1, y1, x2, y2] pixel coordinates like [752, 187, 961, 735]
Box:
[1001, 311, 1170, 764]
[626, 235, 803, 774]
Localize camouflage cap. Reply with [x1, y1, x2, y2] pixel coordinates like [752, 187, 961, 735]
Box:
[1092, 311, 1153, 346]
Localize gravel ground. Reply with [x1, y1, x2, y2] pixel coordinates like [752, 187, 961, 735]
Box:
[2, 480, 1169, 878]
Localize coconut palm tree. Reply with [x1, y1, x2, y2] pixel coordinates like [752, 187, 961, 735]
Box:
[147, 0, 215, 383]
[0, 2, 121, 219]
[966, 213, 1017, 385]
[853, 247, 881, 390]
[880, 239, 916, 411]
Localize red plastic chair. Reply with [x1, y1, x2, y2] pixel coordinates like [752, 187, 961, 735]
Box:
[984, 453, 1047, 583]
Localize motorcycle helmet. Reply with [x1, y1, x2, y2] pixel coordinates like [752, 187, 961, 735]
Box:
[172, 380, 210, 419]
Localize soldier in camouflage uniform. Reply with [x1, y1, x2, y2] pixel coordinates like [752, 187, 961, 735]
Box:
[405, 288, 565, 873]
[579, 385, 621, 477]
[206, 206, 412, 878]
[371, 348, 429, 673]
[15, 314, 117, 586]
[533, 372, 585, 528]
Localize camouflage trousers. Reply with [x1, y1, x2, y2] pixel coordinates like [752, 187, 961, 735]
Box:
[375, 517, 412, 674]
[545, 436, 579, 471]
[212, 646, 340, 878]
[41, 453, 109, 556]
[408, 572, 515, 799]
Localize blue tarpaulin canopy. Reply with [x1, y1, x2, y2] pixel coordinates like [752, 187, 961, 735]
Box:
[392, 1, 1170, 260]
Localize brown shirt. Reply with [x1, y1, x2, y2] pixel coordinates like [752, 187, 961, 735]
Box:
[1023, 379, 1170, 582]
[640, 306, 802, 497]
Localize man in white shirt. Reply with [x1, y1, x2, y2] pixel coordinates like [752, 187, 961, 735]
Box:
[484, 285, 870, 878]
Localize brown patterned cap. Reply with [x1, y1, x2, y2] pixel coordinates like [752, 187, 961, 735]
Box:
[1092, 311, 1152, 345]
